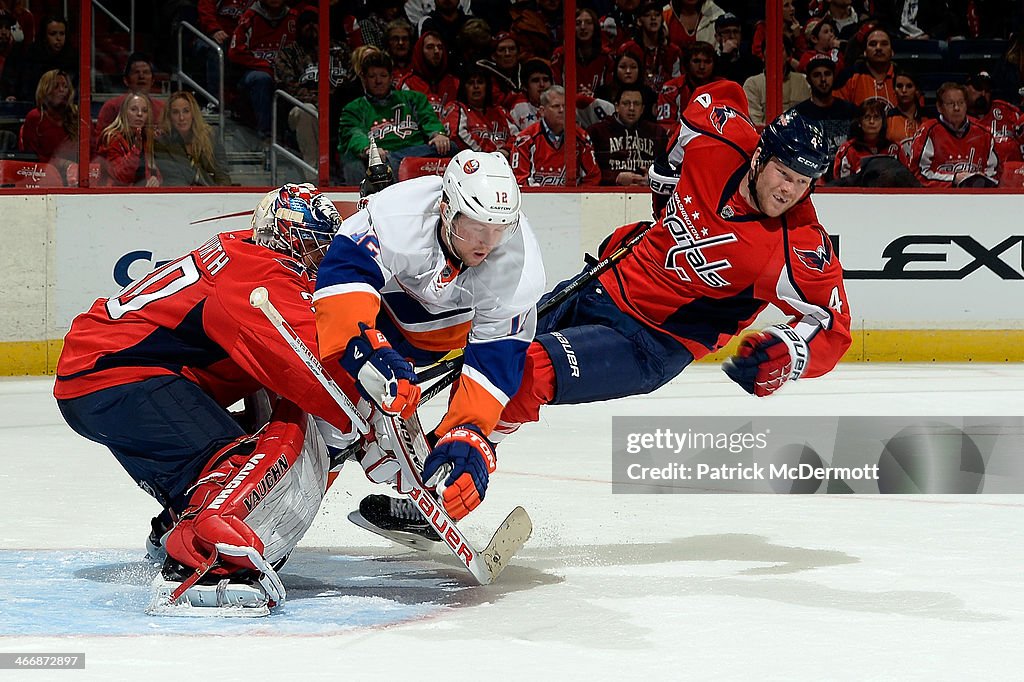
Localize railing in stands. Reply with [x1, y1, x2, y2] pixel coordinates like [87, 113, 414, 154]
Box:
[175, 21, 226, 145]
[91, 0, 134, 91]
[270, 89, 316, 185]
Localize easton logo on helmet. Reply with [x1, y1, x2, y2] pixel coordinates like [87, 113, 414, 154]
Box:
[463, 159, 480, 174]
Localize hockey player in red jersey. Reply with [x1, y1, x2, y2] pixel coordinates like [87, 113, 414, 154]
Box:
[54, 183, 360, 612]
[359, 80, 853, 541]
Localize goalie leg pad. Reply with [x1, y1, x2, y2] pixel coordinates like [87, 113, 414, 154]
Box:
[163, 400, 331, 607]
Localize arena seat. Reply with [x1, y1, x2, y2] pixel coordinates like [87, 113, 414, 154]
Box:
[0, 160, 63, 188]
[398, 156, 451, 181]
[1000, 161, 1024, 188]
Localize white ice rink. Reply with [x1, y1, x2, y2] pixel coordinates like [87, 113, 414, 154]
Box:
[1, 364, 1023, 681]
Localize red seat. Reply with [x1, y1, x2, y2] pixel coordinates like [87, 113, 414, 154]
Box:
[1000, 161, 1024, 188]
[398, 156, 451, 181]
[0, 160, 63, 188]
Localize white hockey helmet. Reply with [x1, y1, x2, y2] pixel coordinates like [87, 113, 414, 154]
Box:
[441, 150, 521, 239]
[252, 183, 341, 275]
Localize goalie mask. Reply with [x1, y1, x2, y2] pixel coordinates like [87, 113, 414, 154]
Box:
[252, 183, 341, 275]
[440, 150, 521, 263]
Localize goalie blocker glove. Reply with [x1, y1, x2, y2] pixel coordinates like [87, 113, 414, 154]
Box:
[422, 424, 497, 520]
[722, 323, 809, 397]
[340, 324, 421, 419]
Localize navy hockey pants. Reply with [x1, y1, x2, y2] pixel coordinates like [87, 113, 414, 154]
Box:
[56, 376, 245, 514]
[535, 274, 694, 405]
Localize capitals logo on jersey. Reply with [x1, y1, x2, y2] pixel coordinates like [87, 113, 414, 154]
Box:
[793, 233, 832, 272]
[709, 105, 738, 134]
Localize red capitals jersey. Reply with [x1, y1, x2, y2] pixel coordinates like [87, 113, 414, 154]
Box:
[656, 74, 723, 130]
[907, 117, 998, 187]
[54, 231, 352, 431]
[972, 100, 1024, 164]
[443, 102, 516, 155]
[832, 139, 897, 180]
[397, 72, 460, 120]
[599, 81, 851, 379]
[511, 120, 602, 186]
[228, 5, 298, 74]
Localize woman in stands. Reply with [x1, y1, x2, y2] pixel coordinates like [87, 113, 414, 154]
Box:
[443, 65, 516, 158]
[97, 93, 161, 187]
[832, 99, 897, 179]
[155, 90, 231, 186]
[596, 44, 657, 121]
[886, 70, 928, 158]
[17, 68, 77, 181]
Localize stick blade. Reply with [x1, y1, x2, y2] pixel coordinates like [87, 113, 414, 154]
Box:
[481, 506, 533, 583]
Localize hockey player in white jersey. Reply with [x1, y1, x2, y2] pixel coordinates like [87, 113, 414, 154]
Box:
[314, 149, 545, 527]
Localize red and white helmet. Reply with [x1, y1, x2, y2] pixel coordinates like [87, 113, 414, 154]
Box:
[440, 150, 521, 237]
[252, 183, 341, 274]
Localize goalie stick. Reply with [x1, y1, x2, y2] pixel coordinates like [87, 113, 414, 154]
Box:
[416, 221, 653, 402]
[249, 287, 532, 585]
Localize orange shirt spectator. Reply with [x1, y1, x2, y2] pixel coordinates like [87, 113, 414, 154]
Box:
[833, 28, 897, 107]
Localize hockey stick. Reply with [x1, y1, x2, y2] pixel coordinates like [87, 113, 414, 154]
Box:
[417, 221, 654, 401]
[249, 287, 531, 585]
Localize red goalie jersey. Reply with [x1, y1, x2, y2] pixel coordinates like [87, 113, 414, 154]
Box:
[599, 81, 852, 378]
[54, 230, 352, 430]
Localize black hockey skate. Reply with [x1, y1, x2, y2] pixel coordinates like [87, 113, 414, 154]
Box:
[348, 494, 444, 551]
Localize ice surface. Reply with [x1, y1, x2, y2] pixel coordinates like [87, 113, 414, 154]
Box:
[1, 366, 1022, 680]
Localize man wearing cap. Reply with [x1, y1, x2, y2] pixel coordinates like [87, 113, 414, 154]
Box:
[794, 56, 857, 159]
[714, 12, 762, 85]
[966, 71, 1024, 170]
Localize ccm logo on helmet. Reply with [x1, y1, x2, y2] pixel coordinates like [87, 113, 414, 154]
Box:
[463, 159, 480, 174]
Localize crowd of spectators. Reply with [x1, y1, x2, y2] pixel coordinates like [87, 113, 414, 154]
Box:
[0, 1, 1023, 188]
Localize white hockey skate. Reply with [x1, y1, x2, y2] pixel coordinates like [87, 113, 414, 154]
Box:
[145, 559, 277, 618]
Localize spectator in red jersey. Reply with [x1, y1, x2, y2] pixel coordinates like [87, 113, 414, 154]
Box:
[832, 99, 895, 179]
[95, 53, 165, 145]
[886, 70, 928, 157]
[657, 40, 721, 129]
[476, 31, 523, 108]
[713, 12, 762, 86]
[508, 58, 552, 132]
[195, 0, 249, 98]
[228, 0, 298, 139]
[965, 71, 1024, 168]
[799, 17, 845, 74]
[662, 0, 725, 50]
[18, 68, 77, 180]
[552, 7, 611, 96]
[833, 27, 896, 107]
[511, 84, 602, 186]
[596, 43, 657, 121]
[907, 82, 999, 187]
[587, 86, 667, 185]
[444, 65, 517, 157]
[97, 93, 161, 187]
[630, 2, 681, 93]
[752, 0, 803, 62]
[398, 30, 459, 118]
[384, 18, 415, 85]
